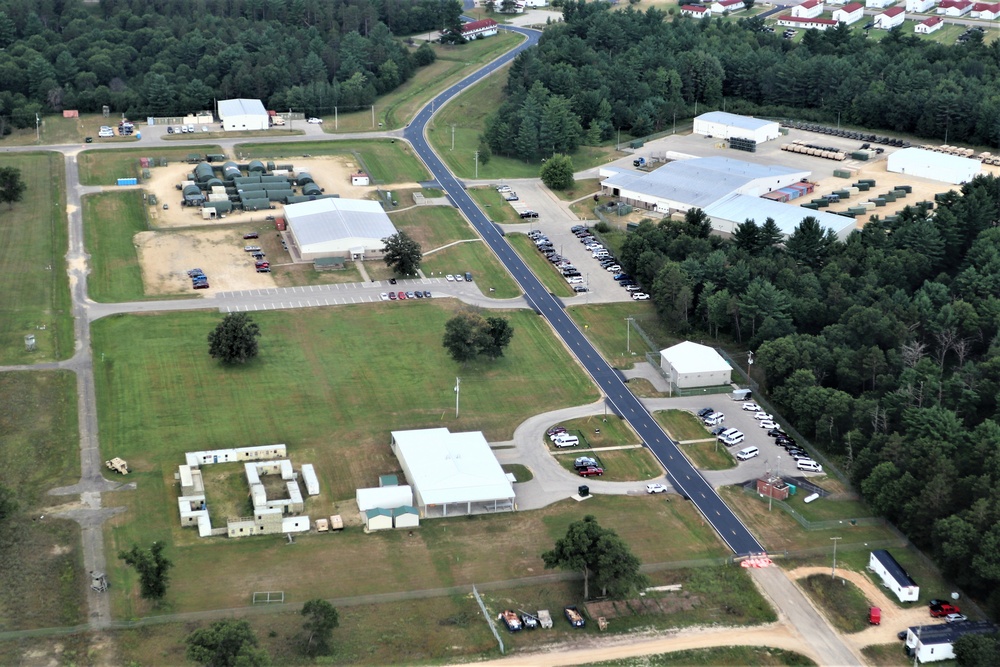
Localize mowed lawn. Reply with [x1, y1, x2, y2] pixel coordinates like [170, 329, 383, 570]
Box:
[82, 190, 155, 303]
[568, 302, 676, 369]
[421, 241, 521, 298]
[236, 139, 429, 184]
[508, 233, 576, 297]
[0, 371, 85, 630]
[78, 146, 221, 186]
[388, 206, 475, 251]
[0, 152, 73, 363]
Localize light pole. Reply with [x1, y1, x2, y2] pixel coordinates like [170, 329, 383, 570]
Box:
[747, 350, 754, 380]
[625, 317, 634, 354]
[35, 113, 40, 142]
[474, 150, 479, 178]
[454, 377, 461, 418]
[831, 536, 842, 579]
[451, 124, 455, 150]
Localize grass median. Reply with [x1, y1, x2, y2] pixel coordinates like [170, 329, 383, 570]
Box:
[0, 152, 73, 363]
[507, 233, 576, 297]
[797, 573, 872, 634]
[568, 302, 677, 370]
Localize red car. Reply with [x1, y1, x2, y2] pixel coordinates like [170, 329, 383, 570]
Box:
[930, 603, 961, 617]
[578, 467, 604, 477]
[398, 291, 406, 299]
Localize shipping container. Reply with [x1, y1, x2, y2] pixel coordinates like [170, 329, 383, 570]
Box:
[833, 169, 852, 179]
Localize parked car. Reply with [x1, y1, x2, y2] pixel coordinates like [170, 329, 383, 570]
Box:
[646, 483, 668, 494]
[255, 267, 270, 273]
[632, 292, 650, 300]
[446, 274, 455, 281]
[754, 412, 774, 421]
[759, 420, 777, 429]
[930, 604, 961, 617]
[578, 467, 604, 477]
[388, 292, 397, 300]
[697, 407, 714, 418]
[307, 117, 323, 124]
[767, 427, 786, 437]
[797, 460, 823, 472]
[243, 232, 259, 239]
[398, 291, 406, 299]
[244, 245, 262, 252]
[423, 290, 431, 298]
[405, 291, 416, 299]
[742, 402, 760, 411]
[945, 613, 968, 623]
[548, 427, 567, 436]
[379, 293, 389, 301]
[573, 286, 589, 293]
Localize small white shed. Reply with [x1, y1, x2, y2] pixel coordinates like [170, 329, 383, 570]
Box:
[660, 341, 732, 390]
[393, 505, 420, 529]
[351, 171, 370, 186]
[869, 550, 919, 602]
[365, 508, 393, 532]
[301, 464, 320, 496]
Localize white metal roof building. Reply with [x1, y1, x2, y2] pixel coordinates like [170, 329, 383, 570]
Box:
[600, 157, 808, 214]
[887, 147, 982, 185]
[660, 341, 732, 390]
[869, 550, 920, 602]
[390, 428, 515, 517]
[705, 193, 857, 241]
[217, 98, 269, 131]
[284, 198, 397, 261]
[693, 112, 781, 143]
[356, 485, 414, 512]
[904, 621, 997, 663]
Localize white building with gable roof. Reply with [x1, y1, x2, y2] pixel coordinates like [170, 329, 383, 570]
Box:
[284, 198, 398, 261]
[660, 342, 732, 390]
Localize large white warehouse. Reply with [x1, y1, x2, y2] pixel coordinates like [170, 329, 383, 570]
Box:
[887, 147, 981, 184]
[284, 198, 397, 262]
[600, 157, 809, 215]
[705, 193, 857, 241]
[693, 112, 781, 143]
[217, 98, 269, 131]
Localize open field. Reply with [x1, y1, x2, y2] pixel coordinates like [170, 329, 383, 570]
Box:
[389, 205, 476, 251]
[428, 65, 626, 179]
[82, 191, 149, 303]
[798, 574, 871, 634]
[507, 233, 577, 297]
[0, 153, 73, 363]
[0, 371, 85, 630]
[78, 146, 221, 186]
[552, 178, 602, 202]
[861, 643, 912, 666]
[654, 409, 711, 442]
[554, 447, 663, 482]
[236, 139, 429, 184]
[567, 302, 676, 369]
[679, 440, 736, 471]
[420, 240, 521, 298]
[718, 487, 902, 554]
[468, 186, 523, 223]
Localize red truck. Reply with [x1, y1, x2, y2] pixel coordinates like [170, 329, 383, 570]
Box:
[930, 603, 960, 617]
[868, 607, 881, 625]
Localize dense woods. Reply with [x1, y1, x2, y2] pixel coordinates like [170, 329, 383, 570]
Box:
[0, 0, 459, 126]
[617, 177, 1000, 612]
[484, 1, 1000, 161]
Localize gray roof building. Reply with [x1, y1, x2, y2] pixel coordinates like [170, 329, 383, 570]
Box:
[284, 198, 397, 261]
[705, 193, 857, 241]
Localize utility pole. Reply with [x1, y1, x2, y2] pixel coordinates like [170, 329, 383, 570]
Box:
[454, 377, 461, 418]
[451, 124, 456, 150]
[625, 317, 634, 354]
[35, 113, 40, 142]
[334, 106, 338, 130]
[747, 350, 754, 380]
[371, 105, 375, 128]
[831, 536, 842, 579]
[474, 150, 479, 178]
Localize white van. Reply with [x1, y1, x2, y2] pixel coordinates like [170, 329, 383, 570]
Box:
[797, 459, 823, 472]
[703, 412, 725, 426]
[721, 431, 745, 447]
[553, 436, 579, 448]
[736, 446, 759, 461]
[718, 428, 739, 441]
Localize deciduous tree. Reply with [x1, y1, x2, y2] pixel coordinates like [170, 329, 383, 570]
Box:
[208, 313, 261, 365]
[119, 542, 173, 600]
[540, 153, 575, 190]
[186, 620, 270, 667]
[300, 599, 339, 656]
[0, 166, 26, 209]
[382, 231, 422, 276]
[543, 515, 647, 600]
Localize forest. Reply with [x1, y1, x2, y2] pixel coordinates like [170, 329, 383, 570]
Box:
[0, 0, 460, 126]
[484, 1, 1000, 161]
[616, 176, 1000, 613]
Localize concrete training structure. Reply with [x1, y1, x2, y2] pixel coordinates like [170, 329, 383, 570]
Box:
[390, 428, 515, 517]
[659, 341, 732, 390]
[869, 549, 919, 602]
[283, 197, 398, 262]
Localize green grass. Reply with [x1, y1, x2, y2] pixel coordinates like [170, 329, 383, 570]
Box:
[508, 233, 576, 297]
[861, 643, 912, 666]
[421, 241, 521, 298]
[0, 152, 73, 363]
[783, 492, 875, 523]
[467, 186, 523, 223]
[78, 146, 220, 186]
[0, 371, 85, 630]
[552, 178, 602, 202]
[236, 139, 429, 184]
[501, 463, 533, 483]
[428, 65, 627, 179]
[388, 205, 475, 251]
[718, 486, 902, 553]
[654, 409, 712, 442]
[679, 440, 736, 471]
[797, 573, 872, 634]
[82, 191, 156, 303]
[581, 646, 816, 666]
[568, 302, 677, 369]
[555, 447, 663, 482]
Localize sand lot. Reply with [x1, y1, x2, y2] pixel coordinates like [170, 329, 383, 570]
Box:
[134, 155, 421, 295]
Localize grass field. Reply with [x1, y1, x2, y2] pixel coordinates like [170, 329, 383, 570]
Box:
[555, 447, 663, 482]
[0, 371, 85, 630]
[582, 646, 816, 666]
[568, 303, 677, 369]
[388, 206, 476, 251]
[78, 146, 220, 186]
[654, 409, 711, 441]
[467, 186, 523, 223]
[797, 573, 872, 634]
[82, 191, 159, 303]
[548, 415, 663, 481]
[0, 153, 73, 363]
[718, 487, 902, 554]
[235, 139, 429, 184]
[551, 178, 602, 202]
[679, 440, 736, 471]
[420, 241, 521, 298]
[507, 233, 576, 297]
[861, 643, 911, 666]
[428, 66, 626, 179]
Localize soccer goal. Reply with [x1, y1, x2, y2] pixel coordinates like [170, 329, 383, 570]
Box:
[252, 591, 285, 605]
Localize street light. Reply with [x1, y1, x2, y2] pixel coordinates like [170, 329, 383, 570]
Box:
[454, 377, 461, 418]
[831, 536, 842, 579]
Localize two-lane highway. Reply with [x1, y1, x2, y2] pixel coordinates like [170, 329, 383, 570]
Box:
[404, 27, 764, 556]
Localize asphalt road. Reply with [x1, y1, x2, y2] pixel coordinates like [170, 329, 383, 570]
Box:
[403, 27, 764, 557]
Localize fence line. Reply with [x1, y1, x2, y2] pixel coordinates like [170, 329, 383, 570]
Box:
[739, 485, 884, 531]
[472, 584, 504, 655]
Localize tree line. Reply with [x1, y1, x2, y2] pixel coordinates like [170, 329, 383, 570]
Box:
[0, 0, 459, 129]
[482, 1, 1000, 162]
[616, 175, 1000, 615]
